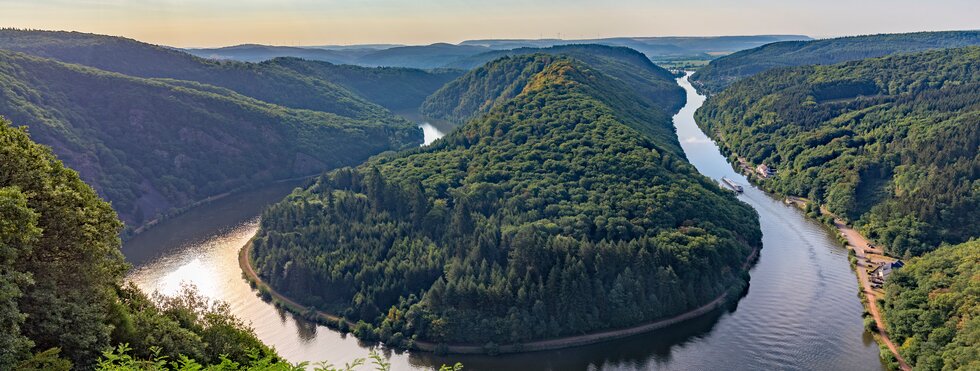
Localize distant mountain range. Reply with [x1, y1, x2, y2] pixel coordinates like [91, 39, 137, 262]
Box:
[184, 35, 811, 68]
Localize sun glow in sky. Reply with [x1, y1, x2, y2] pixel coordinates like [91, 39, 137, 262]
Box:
[2, 0, 979, 47]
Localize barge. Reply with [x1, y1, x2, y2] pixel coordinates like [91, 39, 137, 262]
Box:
[722, 177, 743, 193]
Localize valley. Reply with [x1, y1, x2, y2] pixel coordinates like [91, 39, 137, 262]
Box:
[123, 74, 885, 370]
[0, 16, 976, 369]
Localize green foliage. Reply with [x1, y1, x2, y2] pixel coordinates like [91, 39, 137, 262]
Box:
[0, 119, 126, 366]
[439, 363, 464, 371]
[692, 30, 980, 94]
[351, 43, 491, 69]
[0, 48, 420, 228]
[0, 185, 39, 368]
[15, 348, 73, 371]
[96, 345, 434, 371]
[0, 29, 392, 120]
[420, 54, 555, 125]
[110, 284, 280, 366]
[422, 45, 684, 125]
[252, 55, 760, 346]
[1, 120, 294, 369]
[696, 47, 980, 256]
[863, 316, 877, 333]
[881, 240, 979, 370]
[267, 58, 463, 111]
[96, 343, 290, 370]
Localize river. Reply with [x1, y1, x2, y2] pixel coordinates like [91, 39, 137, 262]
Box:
[123, 74, 885, 370]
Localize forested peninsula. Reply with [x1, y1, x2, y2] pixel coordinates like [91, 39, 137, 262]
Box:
[249, 53, 761, 350]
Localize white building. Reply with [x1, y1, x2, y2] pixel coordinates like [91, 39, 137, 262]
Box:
[756, 164, 775, 178]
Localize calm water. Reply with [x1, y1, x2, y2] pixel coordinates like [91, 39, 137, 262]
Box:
[420, 122, 445, 145]
[392, 109, 452, 146]
[124, 74, 884, 370]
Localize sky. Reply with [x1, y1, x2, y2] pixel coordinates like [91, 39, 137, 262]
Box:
[2, 0, 979, 47]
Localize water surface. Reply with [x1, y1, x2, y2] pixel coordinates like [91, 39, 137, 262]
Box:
[124, 75, 884, 370]
[393, 109, 453, 146]
[419, 123, 445, 146]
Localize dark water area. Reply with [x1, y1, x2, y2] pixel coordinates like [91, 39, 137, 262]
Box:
[124, 75, 884, 370]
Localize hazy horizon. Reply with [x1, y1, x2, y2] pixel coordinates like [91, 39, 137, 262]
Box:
[3, 0, 979, 48]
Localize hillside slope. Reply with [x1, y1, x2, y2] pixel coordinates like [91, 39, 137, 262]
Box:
[691, 31, 980, 94]
[0, 29, 414, 118]
[267, 58, 463, 111]
[422, 45, 685, 137]
[0, 50, 420, 228]
[186, 44, 370, 64]
[448, 43, 685, 69]
[0, 120, 286, 369]
[882, 239, 979, 370]
[695, 47, 980, 257]
[352, 43, 491, 69]
[250, 55, 760, 347]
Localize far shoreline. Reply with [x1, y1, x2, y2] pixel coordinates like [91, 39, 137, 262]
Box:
[731, 158, 911, 371]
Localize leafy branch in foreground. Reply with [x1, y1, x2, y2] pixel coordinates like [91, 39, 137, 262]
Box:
[96, 343, 461, 371]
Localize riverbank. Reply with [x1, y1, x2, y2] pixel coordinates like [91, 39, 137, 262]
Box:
[833, 216, 910, 371]
[744, 174, 910, 370]
[127, 74, 884, 369]
[239, 237, 760, 355]
[125, 174, 315, 239]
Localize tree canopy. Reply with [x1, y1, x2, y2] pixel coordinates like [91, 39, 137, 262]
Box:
[266, 57, 462, 112]
[251, 54, 760, 348]
[0, 119, 283, 369]
[422, 45, 684, 126]
[882, 239, 979, 370]
[0, 29, 408, 119]
[696, 47, 980, 257]
[691, 31, 980, 94]
[0, 48, 421, 230]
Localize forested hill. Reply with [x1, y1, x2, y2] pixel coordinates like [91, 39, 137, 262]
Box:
[0, 49, 420, 229]
[0, 29, 455, 114]
[266, 57, 463, 111]
[0, 120, 286, 369]
[351, 43, 491, 69]
[690, 31, 980, 94]
[421, 45, 685, 131]
[188, 44, 370, 64]
[695, 47, 980, 257]
[250, 55, 761, 348]
[882, 239, 979, 370]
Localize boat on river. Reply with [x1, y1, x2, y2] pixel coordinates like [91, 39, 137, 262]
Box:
[722, 177, 743, 193]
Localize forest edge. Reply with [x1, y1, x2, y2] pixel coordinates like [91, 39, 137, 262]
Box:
[239, 235, 760, 355]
